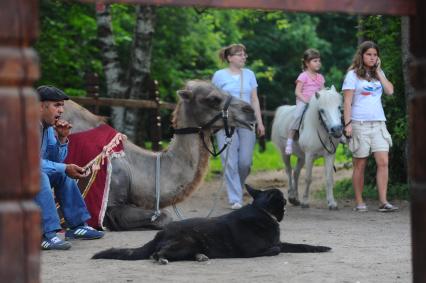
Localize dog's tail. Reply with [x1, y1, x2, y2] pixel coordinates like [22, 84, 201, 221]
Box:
[280, 242, 331, 253]
[92, 238, 157, 260]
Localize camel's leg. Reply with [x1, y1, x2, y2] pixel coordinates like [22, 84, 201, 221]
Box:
[324, 154, 338, 210]
[301, 153, 315, 208]
[103, 205, 172, 231]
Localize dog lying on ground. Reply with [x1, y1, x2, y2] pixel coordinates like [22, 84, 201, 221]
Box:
[92, 185, 331, 264]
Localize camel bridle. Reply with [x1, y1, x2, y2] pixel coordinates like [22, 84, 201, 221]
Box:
[173, 95, 235, 157]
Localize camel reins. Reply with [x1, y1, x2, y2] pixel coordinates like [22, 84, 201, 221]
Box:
[173, 95, 235, 157]
[152, 95, 236, 221]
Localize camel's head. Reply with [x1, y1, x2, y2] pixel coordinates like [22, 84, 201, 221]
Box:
[174, 80, 256, 130]
[314, 85, 343, 138]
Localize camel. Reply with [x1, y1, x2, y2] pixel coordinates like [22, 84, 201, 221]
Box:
[63, 80, 256, 230]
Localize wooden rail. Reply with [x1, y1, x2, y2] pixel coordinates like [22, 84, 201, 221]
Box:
[71, 96, 176, 110]
[71, 96, 276, 117]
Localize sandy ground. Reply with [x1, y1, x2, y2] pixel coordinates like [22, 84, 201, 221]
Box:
[41, 167, 411, 283]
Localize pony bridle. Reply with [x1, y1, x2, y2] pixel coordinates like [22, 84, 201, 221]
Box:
[173, 95, 235, 157]
[317, 110, 340, 154]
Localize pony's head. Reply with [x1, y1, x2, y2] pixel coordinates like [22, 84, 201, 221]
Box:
[314, 86, 343, 138]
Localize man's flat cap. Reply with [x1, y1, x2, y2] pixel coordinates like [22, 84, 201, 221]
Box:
[37, 85, 69, 102]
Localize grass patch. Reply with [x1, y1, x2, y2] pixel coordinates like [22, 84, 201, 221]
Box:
[207, 141, 351, 180]
[314, 178, 409, 201]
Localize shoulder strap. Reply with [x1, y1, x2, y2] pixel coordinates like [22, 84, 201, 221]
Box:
[240, 69, 244, 99]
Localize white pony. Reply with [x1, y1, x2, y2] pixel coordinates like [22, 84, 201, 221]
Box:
[271, 86, 343, 210]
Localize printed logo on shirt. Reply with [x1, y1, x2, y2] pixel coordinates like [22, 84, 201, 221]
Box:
[361, 85, 381, 96]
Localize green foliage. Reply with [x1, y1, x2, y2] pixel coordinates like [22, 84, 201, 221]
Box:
[36, 5, 358, 116]
[151, 8, 242, 101]
[36, 0, 102, 92]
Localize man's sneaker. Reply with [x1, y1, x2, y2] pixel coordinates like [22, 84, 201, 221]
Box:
[65, 225, 104, 240]
[41, 235, 71, 250]
[377, 203, 399, 212]
[353, 203, 368, 212]
[231, 203, 242, 210]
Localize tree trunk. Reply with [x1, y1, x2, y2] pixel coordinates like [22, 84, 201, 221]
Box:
[123, 5, 156, 145]
[401, 16, 414, 183]
[95, 3, 128, 131]
[401, 16, 415, 101]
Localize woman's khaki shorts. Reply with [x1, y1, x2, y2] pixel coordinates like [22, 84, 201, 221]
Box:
[348, 121, 392, 158]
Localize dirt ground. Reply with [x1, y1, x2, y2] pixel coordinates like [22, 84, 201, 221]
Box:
[41, 167, 411, 283]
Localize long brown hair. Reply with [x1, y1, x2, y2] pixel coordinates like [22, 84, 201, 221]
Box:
[219, 44, 246, 63]
[348, 41, 380, 81]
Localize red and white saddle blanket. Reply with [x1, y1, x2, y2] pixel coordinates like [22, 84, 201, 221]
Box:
[64, 124, 126, 229]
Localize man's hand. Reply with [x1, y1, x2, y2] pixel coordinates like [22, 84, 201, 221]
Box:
[54, 119, 72, 143]
[65, 164, 86, 179]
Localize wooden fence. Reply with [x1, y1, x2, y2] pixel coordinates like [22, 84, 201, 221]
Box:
[71, 86, 276, 151]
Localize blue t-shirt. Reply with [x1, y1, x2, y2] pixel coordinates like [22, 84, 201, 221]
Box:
[212, 68, 258, 105]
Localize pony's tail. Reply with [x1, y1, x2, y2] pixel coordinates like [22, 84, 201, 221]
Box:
[280, 242, 331, 253]
[92, 238, 157, 260]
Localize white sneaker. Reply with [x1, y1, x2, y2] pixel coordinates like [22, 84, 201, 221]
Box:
[231, 203, 242, 210]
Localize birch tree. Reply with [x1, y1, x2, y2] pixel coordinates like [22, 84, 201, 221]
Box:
[123, 5, 156, 144]
[95, 3, 155, 141]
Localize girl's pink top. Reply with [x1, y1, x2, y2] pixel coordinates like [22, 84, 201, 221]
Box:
[296, 71, 325, 102]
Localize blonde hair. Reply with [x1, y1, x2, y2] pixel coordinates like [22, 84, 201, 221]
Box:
[219, 44, 246, 63]
[301, 48, 321, 71]
[348, 41, 380, 81]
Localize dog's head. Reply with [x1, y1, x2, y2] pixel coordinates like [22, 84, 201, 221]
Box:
[245, 184, 286, 222]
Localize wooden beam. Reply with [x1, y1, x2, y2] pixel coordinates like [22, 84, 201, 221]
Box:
[82, 0, 416, 16]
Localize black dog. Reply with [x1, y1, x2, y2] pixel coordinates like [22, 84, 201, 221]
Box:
[92, 185, 331, 263]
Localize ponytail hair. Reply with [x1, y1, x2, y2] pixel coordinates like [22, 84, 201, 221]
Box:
[219, 44, 246, 63]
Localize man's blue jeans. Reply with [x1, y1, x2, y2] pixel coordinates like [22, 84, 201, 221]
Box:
[35, 171, 91, 235]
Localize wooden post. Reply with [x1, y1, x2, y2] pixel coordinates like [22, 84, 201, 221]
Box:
[0, 0, 41, 282]
[409, 1, 426, 282]
[84, 71, 100, 114]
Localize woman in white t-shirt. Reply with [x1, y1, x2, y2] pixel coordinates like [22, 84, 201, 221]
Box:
[342, 41, 398, 213]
